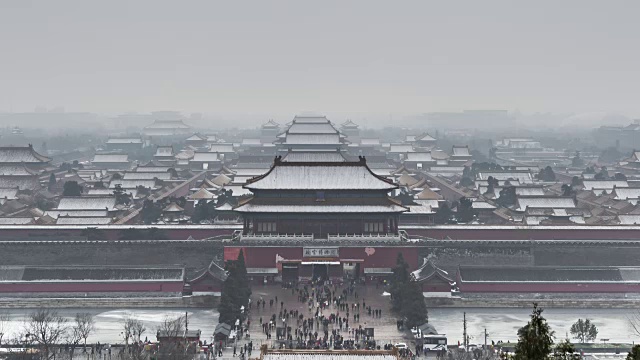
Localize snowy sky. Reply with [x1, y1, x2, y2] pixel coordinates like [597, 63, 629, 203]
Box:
[1, 0, 639, 117]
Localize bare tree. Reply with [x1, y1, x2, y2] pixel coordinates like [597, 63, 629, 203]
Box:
[74, 313, 95, 348]
[132, 320, 146, 343]
[26, 309, 68, 360]
[67, 313, 95, 360]
[155, 315, 192, 360]
[123, 316, 146, 358]
[0, 311, 9, 348]
[629, 311, 640, 337]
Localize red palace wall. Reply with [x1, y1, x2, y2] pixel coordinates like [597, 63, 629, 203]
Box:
[404, 227, 640, 240]
[224, 246, 420, 270]
[459, 282, 640, 293]
[0, 281, 184, 293]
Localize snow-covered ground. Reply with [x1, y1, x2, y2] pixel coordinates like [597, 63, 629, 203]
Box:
[0, 307, 637, 344]
[429, 307, 639, 344]
[0, 308, 219, 344]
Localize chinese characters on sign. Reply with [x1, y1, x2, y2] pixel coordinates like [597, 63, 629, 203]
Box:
[303, 247, 339, 257]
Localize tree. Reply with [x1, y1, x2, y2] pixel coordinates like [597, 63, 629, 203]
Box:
[113, 184, 131, 205]
[459, 176, 474, 188]
[141, 199, 163, 224]
[570, 318, 597, 343]
[122, 317, 145, 353]
[156, 315, 192, 360]
[112, 173, 123, 180]
[561, 184, 576, 197]
[614, 173, 628, 181]
[485, 176, 499, 195]
[218, 251, 251, 325]
[594, 167, 609, 180]
[191, 200, 211, 224]
[26, 308, 69, 360]
[0, 312, 8, 349]
[554, 338, 580, 360]
[390, 253, 427, 328]
[456, 197, 477, 223]
[63, 180, 83, 196]
[514, 303, 554, 360]
[48, 173, 56, 191]
[628, 345, 640, 360]
[571, 176, 583, 187]
[73, 313, 95, 348]
[571, 152, 584, 168]
[497, 186, 517, 207]
[538, 166, 556, 182]
[434, 202, 453, 224]
[599, 147, 623, 163]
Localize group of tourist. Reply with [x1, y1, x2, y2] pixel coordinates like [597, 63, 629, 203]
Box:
[251, 279, 387, 350]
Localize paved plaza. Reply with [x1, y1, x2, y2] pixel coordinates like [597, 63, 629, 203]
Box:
[245, 283, 415, 349]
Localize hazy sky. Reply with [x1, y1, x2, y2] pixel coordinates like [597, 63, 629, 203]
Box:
[1, 0, 639, 116]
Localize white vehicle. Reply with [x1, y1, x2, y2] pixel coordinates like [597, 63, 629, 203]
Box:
[423, 334, 447, 351]
[394, 343, 408, 350]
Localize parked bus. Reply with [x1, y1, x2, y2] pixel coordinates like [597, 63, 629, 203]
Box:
[423, 334, 447, 351]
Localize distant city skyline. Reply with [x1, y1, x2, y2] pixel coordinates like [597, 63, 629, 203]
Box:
[1, 1, 639, 119]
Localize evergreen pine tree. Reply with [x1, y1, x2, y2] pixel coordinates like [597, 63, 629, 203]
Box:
[515, 303, 555, 360]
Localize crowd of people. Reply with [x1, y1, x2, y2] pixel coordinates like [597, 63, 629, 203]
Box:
[251, 279, 389, 350]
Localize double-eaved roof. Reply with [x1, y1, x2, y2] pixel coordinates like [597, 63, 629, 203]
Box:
[0, 145, 51, 164]
[244, 158, 397, 191]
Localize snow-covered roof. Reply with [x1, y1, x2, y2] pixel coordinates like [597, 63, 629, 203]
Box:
[613, 187, 640, 200]
[452, 145, 471, 157]
[106, 138, 142, 144]
[144, 120, 190, 129]
[0, 188, 19, 200]
[0, 217, 34, 225]
[134, 166, 171, 173]
[163, 202, 184, 212]
[287, 122, 339, 134]
[0, 146, 51, 164]
[47, 210, 109, 218]
[192, 152, 222, 162]
[56, 197, 117, 211]
[282, 152, 348, 163]
[359, 138, 381, 146]
[0, 176, 40, 190]
[282, 134, 342, 145]
[209, 144, 235, 153]
[123, 172, 171, 180]
[0, 266, 184, 282]
[189, 188, 216, 200]
[235, 203, 406, 213]
[404, 152, 433, 162]
[516, 196, 576, 211]
[241, 138, 262, 146]
[245, 161, 397, 191]
[477, 171, 533, 183]
[459, 265, 640, 283]
[617, 214, 640, 225]
[154, 146, 174, 157]
[56, 217, 113, 225]
[388, 144, 414, 153]
[582, 180, 629, 191]
[92, 154, 129, 163]
[0, 164, 38, 176]
[109, 179, 157, 189]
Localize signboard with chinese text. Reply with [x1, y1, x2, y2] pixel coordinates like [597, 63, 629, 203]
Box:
[303, 247, 339, 258]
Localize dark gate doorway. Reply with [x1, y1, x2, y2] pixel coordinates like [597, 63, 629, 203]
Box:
[282, 263, 299, 283]
[312, 264, 328, 281]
